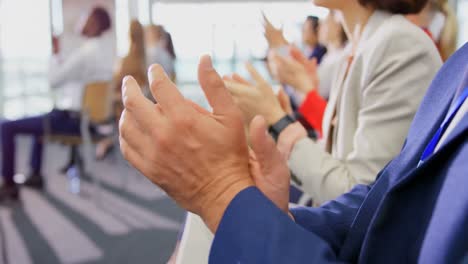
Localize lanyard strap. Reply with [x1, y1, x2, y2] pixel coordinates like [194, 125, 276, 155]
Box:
[419, 87, 468, 165]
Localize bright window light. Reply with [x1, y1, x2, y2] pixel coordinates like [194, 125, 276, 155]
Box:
[115, 0, 130, 57]
[151, 1, 328, 83]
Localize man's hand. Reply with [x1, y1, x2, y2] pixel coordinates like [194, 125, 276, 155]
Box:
[263, 12, 288, 49]
[248, 116, 290, 213]
[224, 63, 286, 125]
[119, 55, 254, 232]
[270, 46, 319, 94]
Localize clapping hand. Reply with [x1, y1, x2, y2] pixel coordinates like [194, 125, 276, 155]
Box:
[119, 56, 292, 233]
[270, 46, 319, 94]
[119, 56, 254, 232]
[263, 12, 288, 49]
[224, 63, 286, 126]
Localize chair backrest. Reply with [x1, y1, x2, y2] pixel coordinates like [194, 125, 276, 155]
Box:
[82, 81, 112, 124]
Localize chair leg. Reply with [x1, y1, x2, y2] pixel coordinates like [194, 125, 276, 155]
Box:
[59, 146, 77, 174]
[74, 148, 85, 180]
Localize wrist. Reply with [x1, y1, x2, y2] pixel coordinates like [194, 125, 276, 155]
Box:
[266, 108, 286, 125]
[277, 122, 308, 160]
[199, 176, 254, 233]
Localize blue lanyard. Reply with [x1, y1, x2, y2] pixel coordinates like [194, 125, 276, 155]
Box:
[419, 87, 468, 166]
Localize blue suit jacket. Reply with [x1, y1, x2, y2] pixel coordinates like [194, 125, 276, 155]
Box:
[210, 43, 468, 264]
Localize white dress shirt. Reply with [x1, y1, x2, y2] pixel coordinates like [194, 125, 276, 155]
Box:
[436, 98, 467, 151]
[49, 31, 116, 111]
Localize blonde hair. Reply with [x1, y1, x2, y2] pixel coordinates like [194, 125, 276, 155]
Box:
[434, 0, 458, 61]
[114, 21, 147, 91]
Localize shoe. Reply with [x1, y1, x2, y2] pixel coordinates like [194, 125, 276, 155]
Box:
[0, 184, 19, 202]
[22, 174, 45, 190]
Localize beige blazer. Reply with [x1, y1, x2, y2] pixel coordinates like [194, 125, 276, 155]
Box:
[288, 11, 442, 205]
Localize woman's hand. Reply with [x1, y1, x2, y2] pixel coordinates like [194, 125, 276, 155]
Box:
[270, 46, 319, 94]
[277, 87, 294, 116]
[224, 63, 286, 126]
[263, 13, 288, 49]
[248, 116, 290, 213]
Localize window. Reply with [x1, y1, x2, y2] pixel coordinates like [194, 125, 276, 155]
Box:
[151, 1, 328, 85]
[0, 0, 53, 119]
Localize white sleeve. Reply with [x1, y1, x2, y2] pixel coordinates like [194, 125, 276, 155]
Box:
[288, 30, 441, 205]
[49, 45, 90, 89]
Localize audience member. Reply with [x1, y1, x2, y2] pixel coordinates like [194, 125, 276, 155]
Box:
[302, 16, 328, 63]
[96, 20, 148, 160]
[145, 25, 176, 81]
[264, 14, 327, 63]
[263, 15, 327, 110]
[407, 0, 458, 60]
[225, 0, 441, 204]
[0, 7, 115, 201]
[119, 42, 468, 263]
[317, 11, 348, 100]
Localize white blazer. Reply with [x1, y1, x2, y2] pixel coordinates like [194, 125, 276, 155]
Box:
[288, 11, 442, 205]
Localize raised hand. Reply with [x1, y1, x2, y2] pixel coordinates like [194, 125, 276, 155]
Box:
[248, 116, 290, 213]
[119, 55, 254, 232]
[269, 46, 319, 94]
[262, 12, 288, 49]
[224, 63, 286, 125]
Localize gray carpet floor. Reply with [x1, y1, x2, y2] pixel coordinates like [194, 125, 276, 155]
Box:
[0, 136, 186, 264]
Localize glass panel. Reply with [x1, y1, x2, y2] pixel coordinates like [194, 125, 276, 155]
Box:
[151, 1, 328, 86]
[0, 0, 52, 118]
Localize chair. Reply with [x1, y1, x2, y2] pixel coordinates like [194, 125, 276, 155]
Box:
[44, 81, 113, 197]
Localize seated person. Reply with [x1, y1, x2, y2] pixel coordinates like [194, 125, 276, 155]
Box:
[119, 40, 468, 263]
[226, 0, 441, 206]
[0, 7, 115, 201]
[95, 19, 148, 159]
[407, 0, 458, 61]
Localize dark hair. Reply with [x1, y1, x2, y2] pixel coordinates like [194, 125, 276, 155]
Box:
[91, 7, 112, 33]
[358, 0, 428, 14]
[306, 16, 320, 34]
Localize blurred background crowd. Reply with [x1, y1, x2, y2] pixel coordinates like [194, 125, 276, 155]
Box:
[0, 0, 467, 263]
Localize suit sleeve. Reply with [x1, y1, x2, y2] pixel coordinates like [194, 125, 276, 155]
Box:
[288, 30, 442, 205]
[209, 185, 370, 264]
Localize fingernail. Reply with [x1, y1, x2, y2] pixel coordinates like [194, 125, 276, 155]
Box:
[123, 75, 131, 85]
[200, 55, 213, 70]
[148, 65, 156, 85]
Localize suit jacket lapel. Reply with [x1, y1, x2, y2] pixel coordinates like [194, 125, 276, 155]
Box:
[391, 74, 468, 189]
[391, 113, 467, 191]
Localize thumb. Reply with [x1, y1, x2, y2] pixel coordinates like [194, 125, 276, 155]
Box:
[249, 115, 278, 175]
